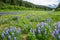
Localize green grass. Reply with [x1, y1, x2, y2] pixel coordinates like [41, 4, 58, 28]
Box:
[0, 11, 60, 40]
[0, 4, 43, 12]
[0, 11, 60, 29]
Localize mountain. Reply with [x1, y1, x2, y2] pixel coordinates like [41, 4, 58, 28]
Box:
[56, 3, 60, 11]
[21, 1, 52, 10]
[48, 4, 58, 9]
[0, 0, 52, 10]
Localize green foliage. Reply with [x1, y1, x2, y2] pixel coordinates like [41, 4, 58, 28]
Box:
[0, 11, 60, 40]
[57, 3, 60, 8]
[27, 33, 37, 40]
[56, 8, 60, 11]
[56, 3, 60, 11]
[0, 0, 52, 11]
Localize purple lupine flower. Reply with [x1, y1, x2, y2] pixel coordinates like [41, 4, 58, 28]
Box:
[58, 22, 60, 24]
[10, 27, 13, 31]
[46, 18, 52, 22]
[10, 27, 13, 32]
[30, 28, 33, 33]
[38, 29, 41, 34]
[52, 33, 55, 38]
[38, 27, 41, 34]
[58, 22, 60, 28]
[8, 35, 11, 40]
[5, 29, 9, 35]
[54, 29, 59, 35]
[9, 27, 16, 32]
[1, 32, 5, 38]
[12, 27, 16, 32]
[58, 36, 60, 40]
[17, 28, 21, 34]
[30, 28, 35, 36]
[58, 24, 60, 29]
[14, 37, 16, 40]
[41, 22, 45, 27]
[12, 33, 14, 37]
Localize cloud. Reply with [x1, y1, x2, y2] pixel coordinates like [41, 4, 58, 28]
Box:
[24, 0, 59, 5]
[23, 0, 59, 8]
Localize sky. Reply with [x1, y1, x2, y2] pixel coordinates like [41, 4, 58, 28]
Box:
[23, 0, 60, 8]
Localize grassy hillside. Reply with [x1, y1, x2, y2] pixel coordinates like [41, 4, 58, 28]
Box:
[0, 1, 52, 11]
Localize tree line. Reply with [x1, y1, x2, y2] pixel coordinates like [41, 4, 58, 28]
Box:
[1, 0, 60, 10]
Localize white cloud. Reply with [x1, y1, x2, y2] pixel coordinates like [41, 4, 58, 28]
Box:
[23, 0, 59, 6]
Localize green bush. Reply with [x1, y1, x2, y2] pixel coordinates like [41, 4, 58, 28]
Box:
[56, 8, 60, 11]
[27, 33, 37, 40]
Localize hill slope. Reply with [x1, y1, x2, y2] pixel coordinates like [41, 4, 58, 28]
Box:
[0, 0, 52, 11]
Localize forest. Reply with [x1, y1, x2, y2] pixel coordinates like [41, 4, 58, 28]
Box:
[0, 0, 55, 11]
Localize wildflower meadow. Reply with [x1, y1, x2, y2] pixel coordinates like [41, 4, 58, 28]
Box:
[0, 11, 60, 40]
